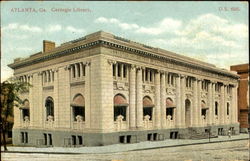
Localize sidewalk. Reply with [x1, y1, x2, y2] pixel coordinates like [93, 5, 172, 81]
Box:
[1, 134, 249, 154]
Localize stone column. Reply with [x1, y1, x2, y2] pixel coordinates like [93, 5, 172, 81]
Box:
[129, 65, 136, 129]
[70, 65, 74, 79]
[121, 64, 124, 80]
[53, 69, 59, 127]
[136, 66, 143, 128]
[232, 84, 238, 123]
[160, 71, 166, 128]
[176, 75, 182, 127]
[192, 78, 198, 126]
[116, 63, 118, 79]
[197, 79, 202, 126]
[75, 64, 79, 78]
[79, 63, 83, 77]
[211, 82, 215, 124]
[208, 81, 213, 125]
[224, 85, 228, 124]
[180, 75, 185, 127]
[155, 70, 161, 129]
[46, 70, 50, 82]
[220, 84, 225, 125]
[28, 75, 33, 126]
[85, 62, 91, 128]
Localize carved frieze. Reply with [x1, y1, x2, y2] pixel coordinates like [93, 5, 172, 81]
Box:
[201, 91, 208, 99]
[113, 81, 129, 91]
[143, 84, 155, 93]
[166, 87, 176, 95]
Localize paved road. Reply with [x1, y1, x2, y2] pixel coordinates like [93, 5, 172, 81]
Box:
[2, 140, 249, 161]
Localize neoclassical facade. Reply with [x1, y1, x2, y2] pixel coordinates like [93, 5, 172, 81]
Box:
[9, 31, 239, 147]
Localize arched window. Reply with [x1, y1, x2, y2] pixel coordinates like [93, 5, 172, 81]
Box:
[166, 98, 175, 120]
[201, 100, 207, 118]
[21, 99, 30, 121]
[215, 102, 218, 116]
[71, 94, 85, 121]
[143, 96, 154, 120]
[45, 97, 54, 119]
[114, 94, 128, 121]
[227, 102, 230, 115]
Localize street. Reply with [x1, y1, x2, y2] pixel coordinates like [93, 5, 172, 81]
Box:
[2, 139, 249, 161]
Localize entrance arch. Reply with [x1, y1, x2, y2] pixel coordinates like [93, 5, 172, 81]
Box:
[185, 99, 191, 127]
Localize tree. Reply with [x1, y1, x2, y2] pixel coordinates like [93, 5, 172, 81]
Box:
[0, 77, 31, 151]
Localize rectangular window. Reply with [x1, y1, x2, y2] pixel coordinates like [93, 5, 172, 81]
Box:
[73, 106, 85, 121]
[166, 108, 174, 120]
[25, 132, 28, 143]
[153, 133, 157, 141]
[143, 107, 153, 120]
[112, 64, 116, 77]
[21, 132, 24, 143]
[123, 65, 127, 78]
[127, 135, 131, 143]
[48, 134, 52, 146]
[78, 136, 83, 145]
[114, 106, 127, 121]
[147, 133, 152, 141]
[202, 109, 207, 118]
[119, 136, 125, 143]
[72, 135, 76, 145]
[22, 109, 30, 121]
[145, 70, 148, 81]
[149, 71, 152, 82]
[118, 64, 121, 77]
[44, 133, 47, 145]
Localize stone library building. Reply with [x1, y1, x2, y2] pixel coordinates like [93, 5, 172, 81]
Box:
[8, 31, 239, 147]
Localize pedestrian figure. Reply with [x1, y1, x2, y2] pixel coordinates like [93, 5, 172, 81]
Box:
[228, 129, 231, 138]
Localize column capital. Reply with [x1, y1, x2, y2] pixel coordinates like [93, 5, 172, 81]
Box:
[159, 70, 165, 74]
[136, 66, 143, 71]
[107, 59, 116, 65]
[176, 73, 185, 78]
[52, 68, 59, 73]
[64, 65, 71, 70]
[85, 61, 91, 66]
[130, 64, 137, 70]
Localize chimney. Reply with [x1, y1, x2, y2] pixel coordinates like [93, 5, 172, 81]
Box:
[43, 40, 55, 53]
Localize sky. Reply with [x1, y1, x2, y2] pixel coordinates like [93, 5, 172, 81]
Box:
[1, 1, 249, 82]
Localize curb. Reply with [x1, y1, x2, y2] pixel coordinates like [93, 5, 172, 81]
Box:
[1, 137, 249, 155]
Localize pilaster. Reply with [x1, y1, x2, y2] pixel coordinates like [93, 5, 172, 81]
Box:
[136, 66, 143, 128]
[129, 65, 136, 128]
[154, 70, 161, 129]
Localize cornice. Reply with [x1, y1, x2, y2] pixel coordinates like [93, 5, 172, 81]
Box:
[8, 34, 239, 80]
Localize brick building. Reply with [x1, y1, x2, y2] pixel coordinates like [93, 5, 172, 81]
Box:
[231, 63, 249, 133]
[8, 31, 240, 147]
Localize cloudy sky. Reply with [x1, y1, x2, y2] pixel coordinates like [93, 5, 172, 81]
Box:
[1, 1, 248, 81]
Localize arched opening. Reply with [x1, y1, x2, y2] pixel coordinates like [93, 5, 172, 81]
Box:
[114, 94, 128, 121]
[21, 99, 30, 121]
[227, 102, 230, 115]
[215, 102, 218, 116]
[201, 100, 208, 119]
[45, 97, 54, 120]
[71, 94, 85, 121]
[185, 99, 191, 127]
[166, 98, 175, 120]
[143, 96, 154, 120]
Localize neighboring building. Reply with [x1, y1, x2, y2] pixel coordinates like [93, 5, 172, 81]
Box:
[8, 31, 239, 147]
[230, 64, 249, 133]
